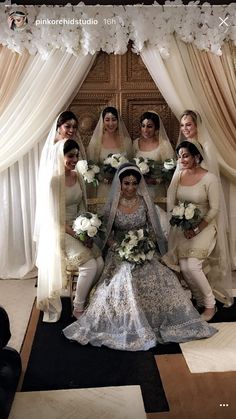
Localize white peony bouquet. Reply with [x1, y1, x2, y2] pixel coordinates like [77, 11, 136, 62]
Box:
[131, 157, 150, 175]
[100, 153, 129, 182]
[73, 212, 104, 243]
[77, 160, 100, 186]
[130, 158, 176, 184]
[161, 159, 176, 182]
[170, 201, 201, 231]
[116, 229, 155, 265]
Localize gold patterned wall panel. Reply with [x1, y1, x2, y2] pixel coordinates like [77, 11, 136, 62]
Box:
[120, 48, 157, 91]
[69, 44, 179, 149]
[80, 52, 118, 90]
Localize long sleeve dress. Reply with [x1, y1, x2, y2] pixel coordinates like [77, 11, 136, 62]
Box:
[163, 172, 219, 272]
[63, 198, 216, 351]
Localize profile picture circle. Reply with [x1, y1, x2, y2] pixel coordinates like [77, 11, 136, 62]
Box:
[8, 11, 28, 32]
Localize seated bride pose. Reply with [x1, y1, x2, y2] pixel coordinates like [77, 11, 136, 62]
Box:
[63, 163, 217, 351]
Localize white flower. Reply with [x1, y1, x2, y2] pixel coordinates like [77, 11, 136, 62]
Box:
[84, 169, 95, 183]
[104, 156, 112, 165]
[73, 217, 85, 231]
[163, 159, 176, 170]
[137, 229, 144, 240]
[79, 217, 91, 231]
[77, 160, 88, 175]
[87, 226, 98, 237]
[110, 157, 120, 168]
[184, 207, 195, 220]
[172, 205, 185, 218]
[91, 164, 100, 174]
[119, 155, 128, 165]
[90, 215, 102, 228]
[138, 161, 150, 174]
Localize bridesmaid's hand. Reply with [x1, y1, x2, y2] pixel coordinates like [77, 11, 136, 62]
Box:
[184, 229, 195, 240]
[144, 176, 157, 185]
[84, 237, 93, 249]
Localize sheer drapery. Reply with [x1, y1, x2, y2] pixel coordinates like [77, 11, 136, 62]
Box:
[0, 50, 96, 279]
[141, 38, 236, 268]
[0, 50, 95, 172]
[0, 46, 30, 114]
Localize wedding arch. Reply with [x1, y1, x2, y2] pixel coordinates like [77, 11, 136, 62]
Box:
[0, 2, 236, 278]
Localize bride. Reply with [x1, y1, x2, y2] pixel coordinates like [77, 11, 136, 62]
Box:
[63, 163, 217, 351]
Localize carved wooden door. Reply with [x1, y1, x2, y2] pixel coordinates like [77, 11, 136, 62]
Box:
[69, 45, 179, 149]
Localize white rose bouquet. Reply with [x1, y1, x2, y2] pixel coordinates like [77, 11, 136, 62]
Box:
[161, 159, 176, 183]
[131, 157, 150, 175]
[77, 160, 100, 186]
[170, 201, 201, 231]
[116, 229, 156, 265]
[100, 153, 129, 182]
[73, 212, 104, 246]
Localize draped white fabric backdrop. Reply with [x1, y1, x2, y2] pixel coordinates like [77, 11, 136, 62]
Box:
[0, 50, 96, 278]
[141, 37, 236, 269]
[0, 37, 235, 278]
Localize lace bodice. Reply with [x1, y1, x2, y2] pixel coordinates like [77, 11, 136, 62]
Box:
[113, 200, 147, 240]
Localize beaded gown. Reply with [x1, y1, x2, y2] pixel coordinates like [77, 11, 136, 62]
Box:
[63, 199, 217, 351]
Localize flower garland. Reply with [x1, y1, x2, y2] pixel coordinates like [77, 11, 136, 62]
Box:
[0, 2, 235, 59]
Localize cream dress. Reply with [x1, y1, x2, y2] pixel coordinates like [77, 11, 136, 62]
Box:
[164, 172, 219, 270]
[92, 146, 126, 211]
[133, 138, 174, 202]
[65, 181, 100, 269]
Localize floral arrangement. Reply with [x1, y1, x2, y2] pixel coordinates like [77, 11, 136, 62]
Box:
[131, 157, 176, 184]
[77, 160, 100, 186]
[100, 153, 129, 182]
[73, 212, 103, 241]
[131, 157, 150, 175]
[170, 201, 201, 231]
[161, 159, 176, 182]
[1, 4, 233, 58]
[116, 229, 155, 265]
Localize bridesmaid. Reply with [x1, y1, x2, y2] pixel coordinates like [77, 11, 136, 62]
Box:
[87, 107, 132, 209]
[133, 111, 174, 203]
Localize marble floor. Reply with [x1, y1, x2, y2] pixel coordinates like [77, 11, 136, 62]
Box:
[1, 277, 236, 418]
[9, 386, 146, 419]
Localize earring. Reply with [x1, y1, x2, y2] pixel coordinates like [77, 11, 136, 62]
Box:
[195, 157, 200, 165]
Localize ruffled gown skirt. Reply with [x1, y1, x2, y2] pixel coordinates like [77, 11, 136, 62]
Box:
[63, 252, 217, 351]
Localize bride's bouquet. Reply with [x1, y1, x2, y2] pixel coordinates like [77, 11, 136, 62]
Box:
[100, 153, 128, 182]
[170, 201, 201, 231]
[73, 212, 104, 243]
[77, 160, 100, 186]
[116, 229, 155, 265]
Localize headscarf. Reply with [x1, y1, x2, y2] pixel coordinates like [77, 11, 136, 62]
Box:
[34, 133, 87, 322]
[87, 108, 133, 162]
[143, 110, 174, 160]
[102, 163, 167, 256]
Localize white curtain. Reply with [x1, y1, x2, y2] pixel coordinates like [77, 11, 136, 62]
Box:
[141, 37, 236, 268]
[0, 50, 96, 279]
